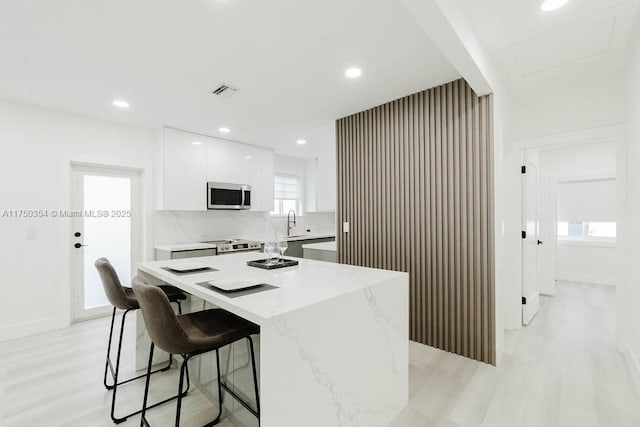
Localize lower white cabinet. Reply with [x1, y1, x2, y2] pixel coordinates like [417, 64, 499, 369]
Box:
[160, 127, 274, 211]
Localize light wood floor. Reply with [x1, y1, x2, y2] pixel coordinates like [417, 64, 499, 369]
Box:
[1, 281, 638, 426]
[391, 281, 640, 426]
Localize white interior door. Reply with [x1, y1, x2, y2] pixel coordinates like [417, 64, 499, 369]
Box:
[538, 177, 558, 296]
[522, 163, 540, 325]
[71, 165, 140, 321]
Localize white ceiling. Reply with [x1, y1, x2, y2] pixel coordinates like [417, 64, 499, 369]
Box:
[0, 0, 460, 158]
[458, 0, 639, 96]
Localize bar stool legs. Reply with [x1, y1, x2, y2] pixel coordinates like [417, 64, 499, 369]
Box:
[139, 342, 191, 427]
[218, 337, 260, 421]
[104, 301, 183, 424]
[140, 336, 260, 427]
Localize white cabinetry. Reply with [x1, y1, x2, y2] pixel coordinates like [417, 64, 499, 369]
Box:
[206, 137, 236, 184]
[260, 149, 275, 212]
[243, 145, 264, 211]
[160, 128, 274, 211]
[162, 128, 206, 210]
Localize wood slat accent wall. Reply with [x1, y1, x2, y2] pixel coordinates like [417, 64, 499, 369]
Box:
[336, 79, 495, 364]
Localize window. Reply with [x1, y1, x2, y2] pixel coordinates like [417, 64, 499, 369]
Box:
[272, 175, 302, 215]
[557, 179, 616, 242]
[557, 221, 616, 239]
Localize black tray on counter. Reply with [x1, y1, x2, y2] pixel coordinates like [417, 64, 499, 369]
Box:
[247, 258, 299, 270]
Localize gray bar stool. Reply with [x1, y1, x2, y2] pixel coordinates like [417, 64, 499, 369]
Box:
[132, 275, 260, 427]
[95, 257, 188, 424]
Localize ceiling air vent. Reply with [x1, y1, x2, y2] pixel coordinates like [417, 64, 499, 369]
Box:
[211, 83, 238, 99]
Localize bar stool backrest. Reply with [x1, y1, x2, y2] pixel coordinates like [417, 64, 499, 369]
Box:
[132, 275, 190, 355]
[95, 257, 138, 310]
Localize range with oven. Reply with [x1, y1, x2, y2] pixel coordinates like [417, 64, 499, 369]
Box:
[154, 239, 262, 260]
[200, 239, 262, 255]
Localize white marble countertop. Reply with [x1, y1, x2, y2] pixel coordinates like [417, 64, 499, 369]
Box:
[137, 251, 405, 324]
[154, 242, 217, 252]
[301, 241, 337, 251]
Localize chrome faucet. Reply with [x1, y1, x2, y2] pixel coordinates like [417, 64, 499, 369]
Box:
[287, 209, 296, 236]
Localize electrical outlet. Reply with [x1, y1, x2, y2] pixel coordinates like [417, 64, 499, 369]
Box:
[25, 227, 38, 239]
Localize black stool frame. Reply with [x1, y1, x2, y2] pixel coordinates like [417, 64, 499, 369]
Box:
[104, 302, 183, 424]
[140, 335, 260, 427]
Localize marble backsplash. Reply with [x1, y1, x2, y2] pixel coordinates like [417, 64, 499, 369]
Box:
[154, 210, 336, 244]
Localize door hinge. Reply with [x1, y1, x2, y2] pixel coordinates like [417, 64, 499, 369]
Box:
[521, 165, 526, 174]
[522, 297, 527, 304]
[521, 230, 526, 239]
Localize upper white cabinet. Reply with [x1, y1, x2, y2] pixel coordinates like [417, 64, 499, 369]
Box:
[258, 148, 275, 212]
[206, 136, 237, 184]
[162, 128, 206, 210]
[159, 128, 274, 211]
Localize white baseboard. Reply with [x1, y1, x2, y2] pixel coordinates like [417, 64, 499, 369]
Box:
[623, 339, 640, 395]
[557, 272, 615, 286]
[0, 316, 68, 343]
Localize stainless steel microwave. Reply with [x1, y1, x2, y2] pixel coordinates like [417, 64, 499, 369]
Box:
[207, 182, 251, 210]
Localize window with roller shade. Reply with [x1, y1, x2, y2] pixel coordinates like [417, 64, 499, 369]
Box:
[557, 178, 616, 241]
[271, 175, 302, 215]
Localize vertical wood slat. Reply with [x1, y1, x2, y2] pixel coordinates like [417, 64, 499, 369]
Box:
[336, 79, 495, 365]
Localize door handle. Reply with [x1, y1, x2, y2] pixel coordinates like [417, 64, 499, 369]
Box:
[74, 243, 89, 248]
[537, 240, 543, 245]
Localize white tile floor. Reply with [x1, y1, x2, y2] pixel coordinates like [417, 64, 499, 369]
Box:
[0, 281, 638, 426]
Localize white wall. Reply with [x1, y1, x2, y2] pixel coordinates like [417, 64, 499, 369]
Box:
[538, 141, 616, 179]
[512, 78, 626, 144]
[274, 154, 306, 177]
[304, 158, 318, 212]
[493, 91, 522, 352]
[0, 99, 157, 342]
[314, 121, 337, 212]
[557, 241, 615, 285]
[621, 21, 640, 391]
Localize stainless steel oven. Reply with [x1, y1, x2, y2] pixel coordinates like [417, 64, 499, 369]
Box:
[201, 239, 262, 255]
[207, 182, 251, 210]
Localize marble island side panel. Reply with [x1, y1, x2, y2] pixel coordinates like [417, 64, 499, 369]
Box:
[260, 275, 408, 427]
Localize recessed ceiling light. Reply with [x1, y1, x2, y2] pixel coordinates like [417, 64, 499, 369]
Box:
[540, 0, 569, 11]
[192, 141, 202, 146]
[245, 155, 252, 159]
[296, 139, 307, 145]
[112, 99, 130, 109]
[219, 127, 231, 133]
[345, 67, 362, 78]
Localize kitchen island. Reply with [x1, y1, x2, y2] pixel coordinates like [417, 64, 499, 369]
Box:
[136, 252, 408, 427]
